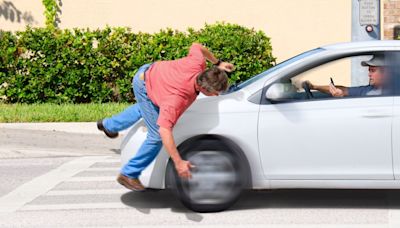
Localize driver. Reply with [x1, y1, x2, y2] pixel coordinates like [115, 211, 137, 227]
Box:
[303, 55, 387, 97]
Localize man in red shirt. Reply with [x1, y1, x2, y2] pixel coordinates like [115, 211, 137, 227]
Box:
[97, 43, 234, 191]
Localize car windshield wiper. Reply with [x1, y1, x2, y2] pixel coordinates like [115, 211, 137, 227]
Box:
[229, 83, 238, 91]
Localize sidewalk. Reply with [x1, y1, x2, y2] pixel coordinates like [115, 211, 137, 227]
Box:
[0, 122, 131, 135]
[0, 122, 100, 134]
[0, 122, 125, 158]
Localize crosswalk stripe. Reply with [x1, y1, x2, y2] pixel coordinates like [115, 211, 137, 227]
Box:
[20, 202, 128, 211]
[65, 176, 116, 182]
[45, 189, 130, 195]
[0, 156, 110, 213]
[85, 167, 120, 171]
[100, 158, 120, 163]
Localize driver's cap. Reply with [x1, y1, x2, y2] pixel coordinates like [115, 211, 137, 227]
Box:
[361, 54, 386, 67]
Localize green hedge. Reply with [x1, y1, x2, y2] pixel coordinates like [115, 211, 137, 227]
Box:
[0, 23, 275, 103]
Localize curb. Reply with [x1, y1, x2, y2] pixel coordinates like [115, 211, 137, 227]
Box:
[0, 122, 110, 135]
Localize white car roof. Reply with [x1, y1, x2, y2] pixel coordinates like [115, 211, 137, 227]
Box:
[321, 40, 400, 50]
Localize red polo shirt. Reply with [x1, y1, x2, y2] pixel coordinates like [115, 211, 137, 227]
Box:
[145, 43, 206, 130]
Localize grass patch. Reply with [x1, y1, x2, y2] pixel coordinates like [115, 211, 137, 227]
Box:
[0, 103, 131, 123]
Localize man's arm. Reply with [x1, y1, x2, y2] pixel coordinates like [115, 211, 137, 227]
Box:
[194, 43, 235, 72]
[306, 81, 349, 97]
[159, 126, 193, 179]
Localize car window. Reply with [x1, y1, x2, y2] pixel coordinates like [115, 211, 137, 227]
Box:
[265, 52, 397, 103]
[225, 48, 324, 93]
[388, 52, 400, 96]
[292, 56, 353, 89]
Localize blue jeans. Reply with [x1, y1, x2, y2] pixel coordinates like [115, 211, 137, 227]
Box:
[103, 64, 162, 178]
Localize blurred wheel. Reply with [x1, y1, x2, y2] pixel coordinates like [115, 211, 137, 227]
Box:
[167, 138, 249, 212]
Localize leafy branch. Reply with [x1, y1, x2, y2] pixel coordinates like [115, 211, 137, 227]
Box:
[42, 0, 60, 29]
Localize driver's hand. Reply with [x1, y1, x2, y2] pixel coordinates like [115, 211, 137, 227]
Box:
[329, 84, 344, 97]
[304, 80, 314, 90]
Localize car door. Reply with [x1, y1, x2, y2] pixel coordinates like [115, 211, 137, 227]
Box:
[258, 54, 394, 180]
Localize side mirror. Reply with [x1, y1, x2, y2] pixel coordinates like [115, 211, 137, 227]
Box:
[265, 83, 296, 102]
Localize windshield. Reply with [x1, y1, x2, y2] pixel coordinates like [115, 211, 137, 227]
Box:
[226, 48, 324, 93]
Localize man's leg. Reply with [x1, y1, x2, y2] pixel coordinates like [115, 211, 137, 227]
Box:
[102, 104, 142, 132]
[98, 64, 151, 136]
[121, 138, 162, 178]
[120, 64, 162, 181]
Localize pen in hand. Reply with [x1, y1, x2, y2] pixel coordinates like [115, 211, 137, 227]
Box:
[330, 77, 335, 86]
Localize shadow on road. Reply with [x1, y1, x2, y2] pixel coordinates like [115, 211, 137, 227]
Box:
[121, 188, 400, 220]
[233, 189, 400, 210]
[121, 189, 204, 222]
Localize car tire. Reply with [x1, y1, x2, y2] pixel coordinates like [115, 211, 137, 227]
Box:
[166, 137, 250, 213]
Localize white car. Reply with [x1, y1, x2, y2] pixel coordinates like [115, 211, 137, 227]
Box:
[121, 41, 400, 212]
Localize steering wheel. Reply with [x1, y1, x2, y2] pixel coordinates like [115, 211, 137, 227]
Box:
[302, 81, 314, 99]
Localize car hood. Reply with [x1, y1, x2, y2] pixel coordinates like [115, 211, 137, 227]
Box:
[186, 90, 248, 115]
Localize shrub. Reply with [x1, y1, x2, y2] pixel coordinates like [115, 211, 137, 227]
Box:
[0, 22, 275, 103]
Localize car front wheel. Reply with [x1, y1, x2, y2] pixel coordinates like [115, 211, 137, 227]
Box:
[167, 138, 249, 212]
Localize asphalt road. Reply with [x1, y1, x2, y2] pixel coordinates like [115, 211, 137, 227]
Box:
[1, 128, 400, 227]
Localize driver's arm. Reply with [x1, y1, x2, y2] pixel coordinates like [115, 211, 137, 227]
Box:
[306, 81, 349, 97]
[314, 85, 348, 95]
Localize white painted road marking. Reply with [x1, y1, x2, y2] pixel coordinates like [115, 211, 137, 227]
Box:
[65, 176, 116, 182]
[389, 208, 400, 227]
[20, 202, 129, 211]
[85, 167, 120, 171]
[0, 156, 110, 213]
[45, 189, 130, 196]
[100, 158, 120, 163]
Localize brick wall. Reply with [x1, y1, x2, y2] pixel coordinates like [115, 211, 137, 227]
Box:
[384, 0, 400, 39]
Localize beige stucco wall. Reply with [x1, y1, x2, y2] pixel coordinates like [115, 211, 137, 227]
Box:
[58, 0, 351, 63]
[1, 0, 351, 63]
[0, 0, 44, 30]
